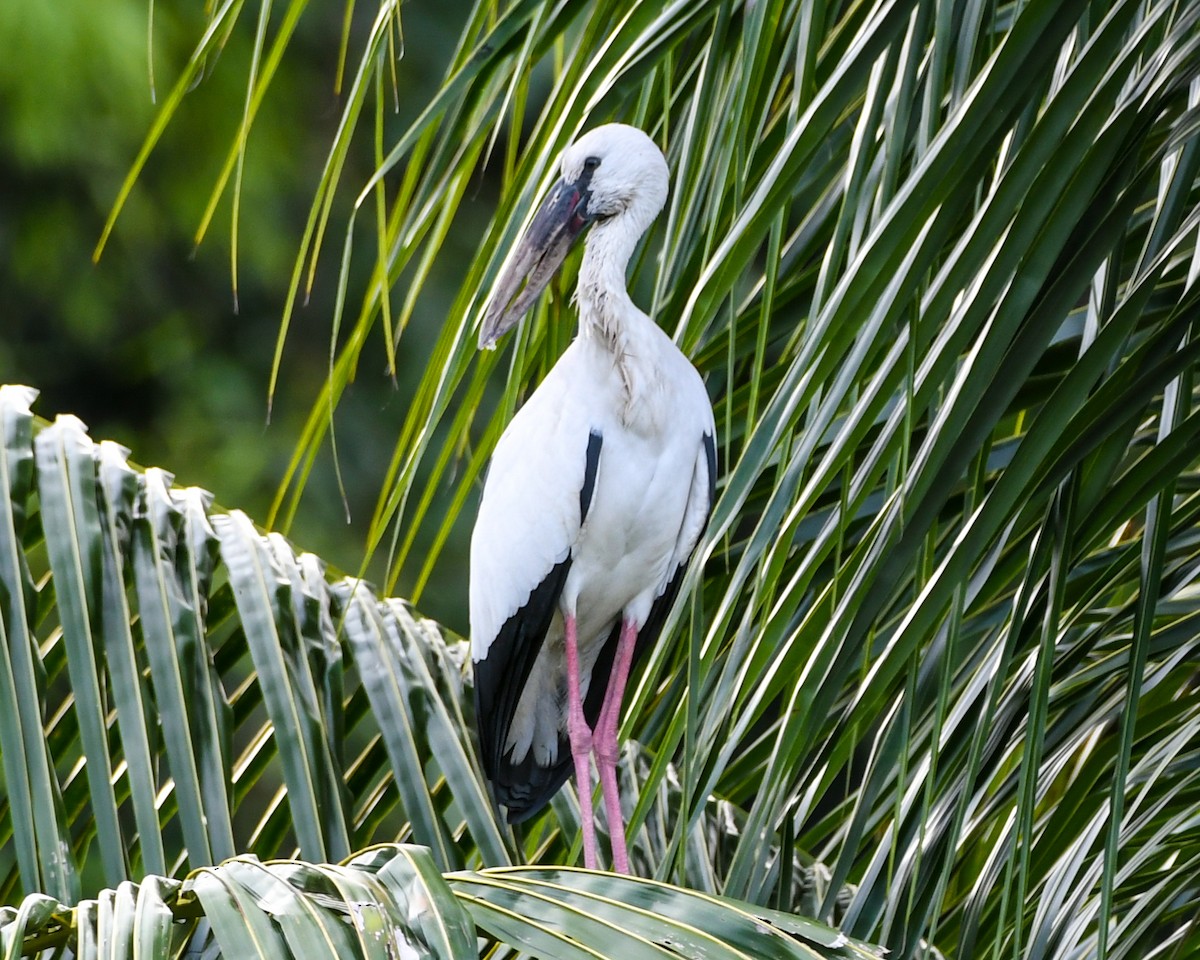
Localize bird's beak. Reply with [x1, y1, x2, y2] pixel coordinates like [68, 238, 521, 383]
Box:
[479, 174, 595, 349]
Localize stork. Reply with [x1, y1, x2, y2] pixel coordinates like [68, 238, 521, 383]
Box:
[470, 123, 715, 873]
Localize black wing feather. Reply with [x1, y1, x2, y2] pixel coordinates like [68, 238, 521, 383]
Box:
[474, 558, 571, 814]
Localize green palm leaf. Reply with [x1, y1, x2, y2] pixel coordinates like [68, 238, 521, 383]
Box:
[1, 845, 874, 959]
[12, 0, 1200, 955]
[0, 388, 505, 888]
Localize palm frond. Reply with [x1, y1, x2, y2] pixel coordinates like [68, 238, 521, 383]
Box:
[0, 844, 874, 959]
[0, 387, 503, 902]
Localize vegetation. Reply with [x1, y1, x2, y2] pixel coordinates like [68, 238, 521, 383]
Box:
[3, 0, 1200, 956]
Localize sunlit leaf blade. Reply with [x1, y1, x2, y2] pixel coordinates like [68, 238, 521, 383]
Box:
[95, 442, 167, 880]
[131, 468, 235, 869]
[336, 581, 456, 868]
[451, 866, 884, 959]
[0, 386, 76, 904]
[35, 417, 127, 889]
[345, 844, 477, 958]
[215, 511, 352, 863]
[92, 0, 247, 262]
[0, 891, 68, 958]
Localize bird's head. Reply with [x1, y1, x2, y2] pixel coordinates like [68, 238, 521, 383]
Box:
[479, 123, 669, 348]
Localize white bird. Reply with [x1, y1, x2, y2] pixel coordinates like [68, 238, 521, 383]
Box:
[470, 124, 715, 873]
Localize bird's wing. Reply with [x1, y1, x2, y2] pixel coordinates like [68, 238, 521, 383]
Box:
[470, 373, 600, 800]
[587, 428, 718, 717]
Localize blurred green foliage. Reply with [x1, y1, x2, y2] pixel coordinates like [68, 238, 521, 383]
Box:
[0, 0, 480, 630]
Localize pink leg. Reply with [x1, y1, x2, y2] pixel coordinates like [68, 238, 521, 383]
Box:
[564, 613, 599, 869]
[595, 618, 639, 874]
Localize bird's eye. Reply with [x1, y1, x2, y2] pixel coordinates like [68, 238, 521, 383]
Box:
[583, 156, 601, 171]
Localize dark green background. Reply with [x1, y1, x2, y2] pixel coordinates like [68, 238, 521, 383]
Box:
[1, 1, 483, 632]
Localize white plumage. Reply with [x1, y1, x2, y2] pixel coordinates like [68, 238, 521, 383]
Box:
[470, 124, 715, 872]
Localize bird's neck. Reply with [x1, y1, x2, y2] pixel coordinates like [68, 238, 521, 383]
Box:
[575, 223, 665, 427]
[576, 223, 640, 338]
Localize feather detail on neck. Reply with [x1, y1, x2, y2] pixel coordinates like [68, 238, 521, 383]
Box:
[575, 221, 646, 411]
